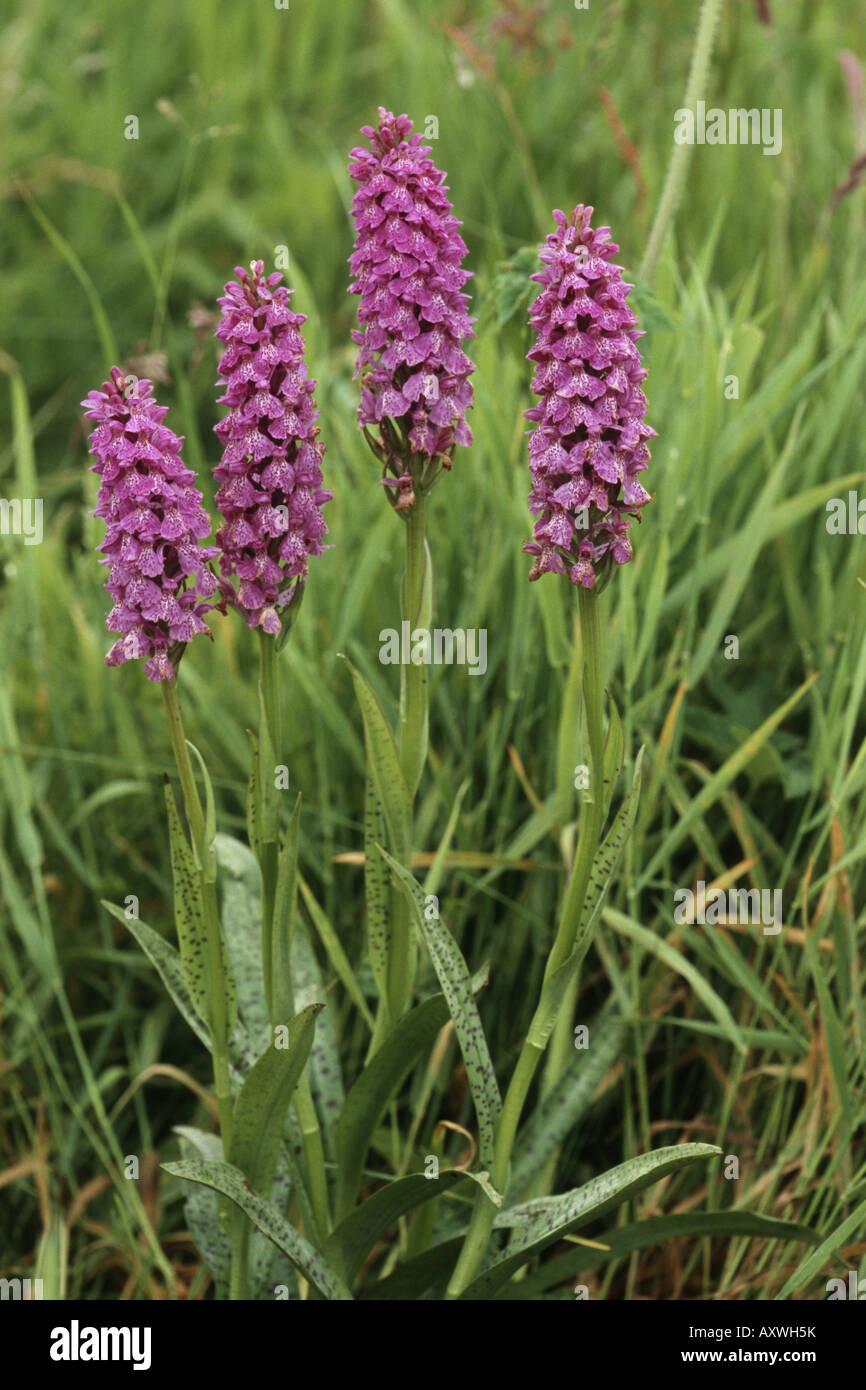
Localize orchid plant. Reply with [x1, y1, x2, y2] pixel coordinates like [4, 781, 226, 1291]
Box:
[83, 113, 736, 1302]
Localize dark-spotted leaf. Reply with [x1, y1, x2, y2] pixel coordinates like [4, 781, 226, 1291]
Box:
[229, 1003, 323, 1199]
[379, 847, 501, 1172]
[163, 1157, 352, 1300]
[460, 1143, 721, 1299]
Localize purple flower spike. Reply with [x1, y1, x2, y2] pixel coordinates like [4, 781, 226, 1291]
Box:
[213, 261, 332, 636]
[348, 108, 475, 497]
[524, 206, 655, 590]
[83, 368, 218, 683]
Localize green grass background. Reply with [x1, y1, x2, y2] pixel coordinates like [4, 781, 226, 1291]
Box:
[2, 0, 866, 1298]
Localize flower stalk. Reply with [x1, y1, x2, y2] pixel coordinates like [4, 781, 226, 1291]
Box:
[398, 493, 430, 800]
[161, 679, 234, 1149]
[257, 631, 331, 1243]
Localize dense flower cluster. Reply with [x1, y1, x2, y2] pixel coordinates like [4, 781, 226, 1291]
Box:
[348, 108, 475, 493]
[524, 205, 654, 589]
[82, 368, 217, 682]
[213, 261, 332, 635]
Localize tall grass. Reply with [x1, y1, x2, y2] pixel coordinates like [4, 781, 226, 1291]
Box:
[2, 0, 865, 1298]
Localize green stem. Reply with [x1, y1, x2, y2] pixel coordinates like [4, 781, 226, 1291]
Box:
[639, 0, 725, 287]
[398, 494, 429, 800]
[258, 633, 280, 1017]
[162, 680, 233, 1148]
[162, 679, 238, 1292]
[546, 589, 605, 979]
[446, 590, 607, 1297]
[257, 634, 331, 1241]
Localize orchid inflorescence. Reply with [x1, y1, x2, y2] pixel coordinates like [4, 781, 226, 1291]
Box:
[77, 112, 712, 1309]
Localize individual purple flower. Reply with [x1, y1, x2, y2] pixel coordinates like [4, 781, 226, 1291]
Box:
[83, 368, 218, 683]
[348, 108, 475, 504]
[524, 205, 655, 590]
[213, 260, 332, 636]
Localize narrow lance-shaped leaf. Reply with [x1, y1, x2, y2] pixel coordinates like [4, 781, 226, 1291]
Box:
[245, 730, 262, 863]
[363, 777, 391, 1021]
[775, 1195, 866, 1300]
[163, 1157, 353, 1301]
[572, 746, 644, 966]
[600, 691, 624, 824]
[256, 683, 279, 848]
[163, 779, 211, 1028]
[300, 872, 375, 1030]
[637, 672, 820, 890]
[185, 738, 218, 883]
[497, 1211, 821, 1300]
[214, 833, 269, 1048]
[604, 908, 747, 1055]
[379, 846, 502, 1173]
[104, 901, 209, 1047]
[175, 1127, 229, 1288]
[326, 1171, 471, 1286]
[229, 1003, 323, 1199]
[334, 991, 451, 1222]
[290, 919, 344, 1152]
[459, 1143, 722, 1300]
[333, 963, 490, 1222]
[509, 1010, 626, 1199]
[341, 656, 411, 864]
[269, 793, 302, 1027]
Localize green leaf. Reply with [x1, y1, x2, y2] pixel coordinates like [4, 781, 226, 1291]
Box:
[775, 1195, 866, 1299]
[245, 730, 262, 863]
[290, 919, 344, 1152]
[214, 834, 269, 1048]
[509, 1011, 626, 1199]
[363, 777, 391, 1019]
[185, 739, 218, 883]
[326, 1170, 471, 1285]
[526, 950, 583, 1053]
[270, 794, 302, 1026]
[637, 672, 820, 890]
[496, 1211, 821, 1299]
[604, 909, 747, 1055]
[299, 872, 374, 1030]
[362, 1237, 463, 1301]
[379, 846, 502, 1172]
[175, 1127, 229, 1288]
[229, 1004, 323, 1198]
[334, 991, 451, 1221]
[104, 902, 209, 1047]
[163, 780, 210, 1028]
[601, 692, 625, 823]
[340, 656, 411, 864]
[256, 684, 279, 847]
[163, 1157, 353, 1301]
[573, 747, 644, 966]
[802, 920, 852, 1131]
[459, 1143, 722, 1299]
[687, 410, 801, 685]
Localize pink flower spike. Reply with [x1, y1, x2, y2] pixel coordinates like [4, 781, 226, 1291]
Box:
[83, 368, 218, 682]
